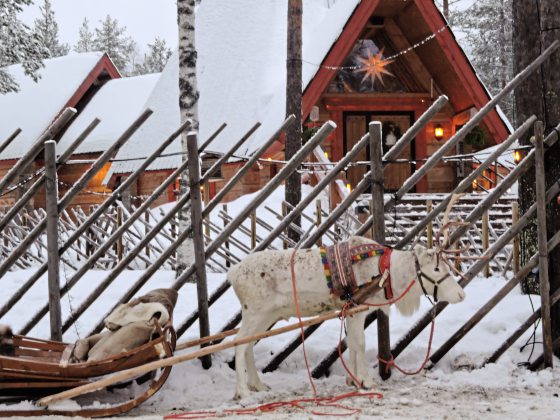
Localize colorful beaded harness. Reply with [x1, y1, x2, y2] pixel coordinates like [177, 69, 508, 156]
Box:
[320, 241, 394, 301]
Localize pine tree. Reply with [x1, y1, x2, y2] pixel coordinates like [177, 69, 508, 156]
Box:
[450, 0, 514, 121]
[74, 17, 94, 53]
[92, 15, 135, 72]
[33, 0, 69, 58]
[143, 37, 172, 73]
[0, 0, 45, 93]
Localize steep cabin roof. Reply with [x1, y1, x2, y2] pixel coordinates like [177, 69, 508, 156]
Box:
[108, 0, 362, 178]
[108, 0, 511, 179]
[0, 52, 120, 161]
[56, 74, 159, 155]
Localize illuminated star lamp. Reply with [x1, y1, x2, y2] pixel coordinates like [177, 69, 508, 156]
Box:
[354, 49, 394, 87]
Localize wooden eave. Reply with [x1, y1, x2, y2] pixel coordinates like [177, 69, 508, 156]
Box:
[64, 54, 121, 110]
[411, 0, 510, 142]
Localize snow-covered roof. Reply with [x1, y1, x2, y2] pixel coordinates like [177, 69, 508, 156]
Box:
[472, 141, 520, 169]
[0, 52, 106, 160]
[56, 73, 160, 155]
[108, 0, 361, 176]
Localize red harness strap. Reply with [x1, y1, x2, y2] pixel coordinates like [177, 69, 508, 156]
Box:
[379, 248, 393, 300]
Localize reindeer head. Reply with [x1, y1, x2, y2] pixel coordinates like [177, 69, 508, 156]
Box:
[409, 194, 471, 304]
[413, 246, 465, 304]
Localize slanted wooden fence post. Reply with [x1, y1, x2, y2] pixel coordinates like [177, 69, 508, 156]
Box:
[186, 132, 212, 369]
[45, 141, 62, 341]
[534, 121, 553, 368]
[369, 121, 391, 380]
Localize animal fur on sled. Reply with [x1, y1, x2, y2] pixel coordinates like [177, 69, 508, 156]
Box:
[0, 324, 14, 356]
[71, 288, 178, 363]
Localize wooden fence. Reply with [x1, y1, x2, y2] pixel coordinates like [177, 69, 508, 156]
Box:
[0, 40, 559, 376]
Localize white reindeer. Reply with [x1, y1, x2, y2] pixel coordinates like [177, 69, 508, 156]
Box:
[229, 236, 465, 400]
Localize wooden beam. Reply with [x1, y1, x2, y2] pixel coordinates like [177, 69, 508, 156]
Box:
[44, 141, 62, 341]
[535, 121, 553, 367]
[187, 132, 212, 369]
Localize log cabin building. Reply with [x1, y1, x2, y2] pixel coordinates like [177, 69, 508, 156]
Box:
[0, 53, 121, 209]
[2, 0, 513, 213]
[107, 0, 512, 206]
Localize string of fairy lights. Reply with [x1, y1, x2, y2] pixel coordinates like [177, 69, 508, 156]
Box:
[301, 24, 449, 71]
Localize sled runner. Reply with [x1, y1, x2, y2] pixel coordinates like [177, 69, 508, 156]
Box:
[0, 322, 176, 418]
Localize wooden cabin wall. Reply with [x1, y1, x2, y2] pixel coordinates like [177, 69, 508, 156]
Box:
[0, 159, 38, 209]
[136, 170, 176, 208]
[425, 116, 457, 192]
[34, 153, 111, 211]
[213, 162, 275, 203]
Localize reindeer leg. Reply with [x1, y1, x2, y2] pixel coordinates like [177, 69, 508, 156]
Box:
[234, 311, 272, 400]
[346, 311, 375, 389]
[246, 338, 270, 392]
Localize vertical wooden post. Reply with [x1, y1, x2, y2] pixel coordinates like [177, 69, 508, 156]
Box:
[145, 210, 151, 268]
[251, 210, 257, 249]
[482, 210, 490, 278]
[203, 181, 210, 239]
[316, 199, 322, 247]
[512, 202, 520, 274]
[45, 141, 62, 342]
[86, 205, 94, 257]
[282, 203, 288, 249]
[116, 206, 123, 262]
[369, 198, 375, 240]
[223, 204, 230, 268]
[426, 200, 433, 249]
[171, 215, 177, 268]
[370, 121, 391, 380]
[186, 132, 212, 369]
[535, 121, 553, 368]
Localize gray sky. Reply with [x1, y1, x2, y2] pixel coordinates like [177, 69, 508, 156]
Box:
[21, 0, 178, 51]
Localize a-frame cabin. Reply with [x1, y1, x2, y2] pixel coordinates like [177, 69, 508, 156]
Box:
[271, 0, 511, 194]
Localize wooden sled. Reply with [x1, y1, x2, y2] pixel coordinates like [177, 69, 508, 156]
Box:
[0, 323, 176, 418]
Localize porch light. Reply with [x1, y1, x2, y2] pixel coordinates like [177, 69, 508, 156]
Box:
[346, 183, 352, 192]
[324, 151, 329, 159]
[513, 149, 522, 164]
[434, 124, 444, 141]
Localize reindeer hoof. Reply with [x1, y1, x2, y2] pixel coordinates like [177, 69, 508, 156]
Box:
[249, 381, 270, 392]
[346, 375, 375, 389]
[233, 388, 251, 401]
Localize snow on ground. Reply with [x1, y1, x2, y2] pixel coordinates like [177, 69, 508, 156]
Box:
[1, 186, 559, 418]
[2, 271, 560, 418]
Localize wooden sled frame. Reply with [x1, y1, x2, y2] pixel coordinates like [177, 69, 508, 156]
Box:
[0, 323, 176, 418]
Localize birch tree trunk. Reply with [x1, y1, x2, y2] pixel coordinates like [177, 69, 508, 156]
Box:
[513, 0, 560, 350]
[176, 0, 199, 279]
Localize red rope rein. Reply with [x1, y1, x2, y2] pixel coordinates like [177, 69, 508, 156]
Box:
[166, 248, 436, 419]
